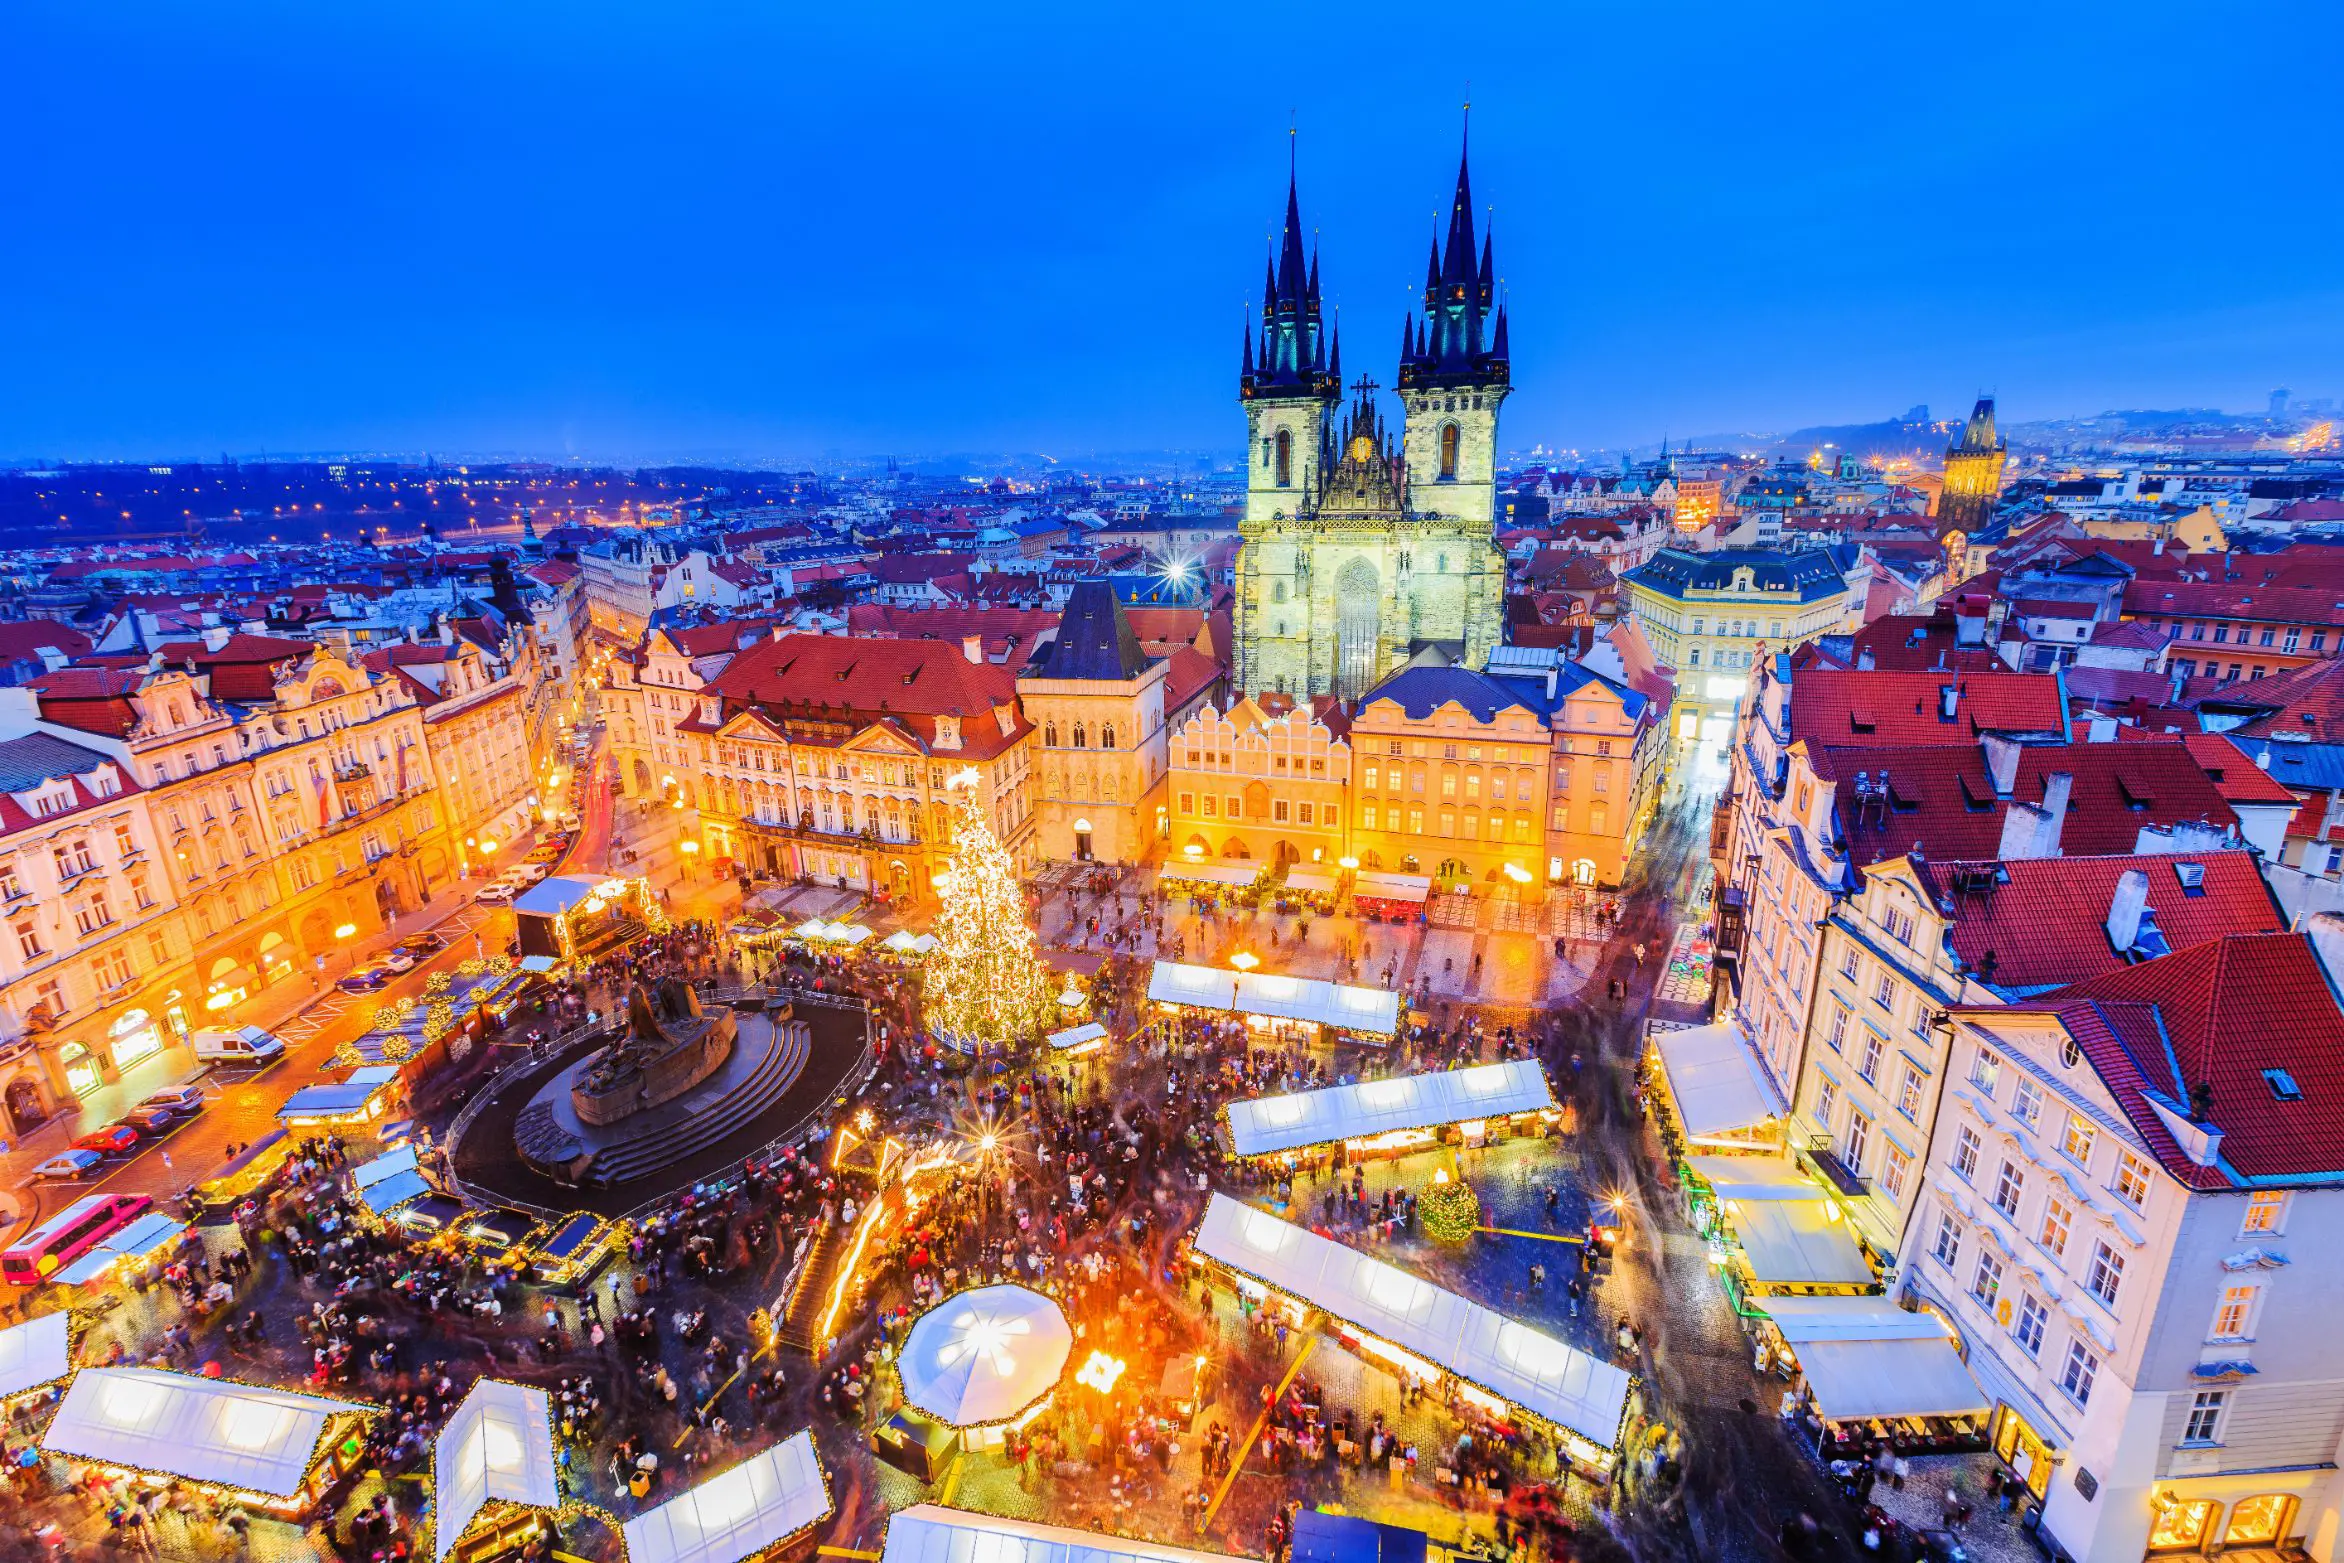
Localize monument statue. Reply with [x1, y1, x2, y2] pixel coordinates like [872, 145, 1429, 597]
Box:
[573, 978, 738, 1128]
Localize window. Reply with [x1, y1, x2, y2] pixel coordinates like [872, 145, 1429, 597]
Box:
[1897, 1064, 1924, 1120]
[1274, 428, 1293, 486]
[1201, 796, 1216, 817]
[2040, 1196, 2073, 1259]
[1842, 1111, 1870, 1170]
[2114, 1150, 2153, 1209]
[1993, 1160, 2025, 1219]
[12, 920, 39, 961]
[1953, 1124, 1982, 1181]
[1881, 1144, 1911, 1201]
[1972, 1048, 2003, 1097]
[2182, 1389, 2227, 1445]
[113, 822, 138, 859]
[1273, 800, 1289, 822]
[1827, 1007, 1849, 1053]
[1932, 1212, 1961, 1268]
[1840, 947, 1860, 981]
[2210, 1284, 2258, 1341]
[1178, 792, 1194, 816]
[2015, 1294, 2048, 1356]
[2061, 1114, 2097, 1167]
[2061, 1340, 2099, 1406]
[1873, 973, 1895, 1010]
[1438, 422, 1460, 480]
[1972, 1250, 2004, 1309]
[1859, 1034, 1884, 1083]
[1814, 1077, 1837, 1127]
[2241, 1190, 2289, 1235]
[2013, 1075, 2045, 1127]
[2086, 1239, 2125, 1308]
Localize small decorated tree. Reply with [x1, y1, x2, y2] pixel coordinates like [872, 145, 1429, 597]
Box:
[1419, 1167, 1481, 1244]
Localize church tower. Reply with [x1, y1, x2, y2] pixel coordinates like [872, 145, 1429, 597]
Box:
[1938, 395, 2008, 537]
[1398, 137, 1510, 530]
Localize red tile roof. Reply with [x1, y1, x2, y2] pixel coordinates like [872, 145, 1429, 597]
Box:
[2208, 655, 2344, 742]
[0, 622, 93, 663]
[2123, 579, 2344, 627]
[699, 633, 1030, 760]
[2008, 931, 2344, 1185]
[2170, 732, 2299, 805]
[1814, 738, 2242, 867]
[1791, 669, 2068, 747]
[28, 668, 143, 737]
[1918, 851, 2281, 994]
[152, 634, 317, 701]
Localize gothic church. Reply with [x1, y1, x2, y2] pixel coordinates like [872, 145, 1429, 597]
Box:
[1232, 140, 1511, 702]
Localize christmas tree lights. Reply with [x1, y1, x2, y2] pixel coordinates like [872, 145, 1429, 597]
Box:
[923, 769, 1054, 1054]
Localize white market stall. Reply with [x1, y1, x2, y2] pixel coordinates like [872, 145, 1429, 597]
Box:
[0, 1312, 72, 1403]
[53, 1213, 190, 1286]
[1226, 1060, 1555, 1159]
[1044, 1023, 1107, 1056]
[1647, 1022, 1789, 1146]
[352, 1145, 433, 1218]
[1759, 1297, 1990, 1457]
[1190, 1195, 1631, 1468]
[1147, 961, 1239, 1012]
[898, 1285, 1073, 1437]
[1157, 863, 1260, 890]
[1280, 870, 1339, 897]
[623, 1431, 832, 1563]
[881, 1503, 1253, 1563]
[432, 1378, 561, 1563]
[277, 1065, 405, 1131]
[1149, 962, 1401, 1043]
[41, 1367, 377, 1514]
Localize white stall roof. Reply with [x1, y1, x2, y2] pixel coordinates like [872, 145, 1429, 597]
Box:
[1351, 872, 1431, 903]
[1650, 1022, 1788, 1138]
[898, 1285, 1073, 1428]
[1191, 1195, 1630, 1450]
[278, 1077, 395, 1123]
[1760, 1297, 1955, 1344]
[1227, 1061, 1554, 1157]
[55, 1214, 189, 1286]
[1686, 1156, 1820, 1200]
[1230, 972, 1323, 1026]
[347, 1066, 401, 1088]
[1046, 1023, 1107, 1051]
[881, 1503, 1252, 1563]
[514, 876, 606, 918]
[43, 1367, 371, 1498]
[1797, 1337, 1988, 1422]
[1321, 983, 1402, 1037]
[624, 1431, 832, 1563]
[0, 1313, 71, 1400]
[1730, 1200, 1874, 1288]
[433, 1379, 559, 1562]
[1148, 961, 1239, 1011]
[1159, 863, 1260, 889]
[353, 1145, 421, 1192]
[1281, 871, 1338, 896]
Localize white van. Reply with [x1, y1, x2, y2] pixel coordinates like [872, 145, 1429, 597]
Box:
[191, 1026, 287, 1064]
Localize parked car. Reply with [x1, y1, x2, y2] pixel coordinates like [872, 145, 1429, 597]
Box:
[72, 1125, 139, 1156]
[336, 966, 391, 993]
[378, 949, 418, 974]
[139, 1084, 207, 1115]
[501, 863, 550, 888]
[119, 1105, 178, 1134]
[395, 932, 447, 958]
[33, 1149, 104, 1180]
[474, 883, 518, 905]
[191, 1026, 285, 1064]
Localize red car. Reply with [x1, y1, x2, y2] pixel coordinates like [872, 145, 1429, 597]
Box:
[72, 1124, 138, 1156]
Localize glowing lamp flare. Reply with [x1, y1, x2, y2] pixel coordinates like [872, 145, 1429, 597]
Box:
[1074, 1351, 1127, 1394]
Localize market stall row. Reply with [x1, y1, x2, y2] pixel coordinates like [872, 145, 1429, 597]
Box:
[1147, 960, 1400, 1044]
[1225, 1059, 1555, 1160]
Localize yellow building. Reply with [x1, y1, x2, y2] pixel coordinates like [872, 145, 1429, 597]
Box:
[1018, 584, 1172, 867]
[1620, 545, 1863, 744]
[1346, 664, 1551, 901]
[2078, 502, 2228, 554]
[1167, 697, 1352, 868]
[1537, 658, 1667, 890]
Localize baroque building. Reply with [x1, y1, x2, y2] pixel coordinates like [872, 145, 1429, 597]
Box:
[1018, 582, 1170, 867]
[1232, 145, 1509, 703]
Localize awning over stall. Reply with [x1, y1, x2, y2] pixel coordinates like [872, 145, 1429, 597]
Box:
[1148, 961, 1239, 1011]
[1763, 1299, 1988, 1421]
[1350, 872, 1431, 904]
[898, 1286, 1073, 1429]
[1729, 1201, 1874, 1288]
[1159, 863, 1260, 889]
[881, 1503, 1253, 1563]
[1191, 1195, 1630, 1451]
[1686, 1156, 1822, 1200]
[1649, 1022, 1789, 1139]
[433, 1378, 559, 1562]
[54, 1214, 189, 1286]
[1228, 1061, 1555, 1158]
[623, 1431, 832, 1563]
[43, 1367, 373, 1499]
[513, 876, 606, 918]
[1046, 1023, 1107, 1052]
[0, 1313, 71, 1400]
[1281, 871, 1338, 897]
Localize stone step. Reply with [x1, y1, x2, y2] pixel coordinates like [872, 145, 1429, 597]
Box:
[586, 1020, 812, 1185]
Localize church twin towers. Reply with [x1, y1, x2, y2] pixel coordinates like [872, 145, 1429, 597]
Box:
[1232, 139, 1512, 703]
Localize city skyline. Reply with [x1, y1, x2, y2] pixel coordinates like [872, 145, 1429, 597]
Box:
[6, 1, 2341, 464]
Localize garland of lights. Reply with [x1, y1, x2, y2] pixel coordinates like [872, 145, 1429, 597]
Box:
[920, 771, 1054, 1054]
[1419, 1170, 1482, 1244]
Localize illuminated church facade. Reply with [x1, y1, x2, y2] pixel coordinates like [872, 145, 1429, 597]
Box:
[1231, 144, 1512, 703]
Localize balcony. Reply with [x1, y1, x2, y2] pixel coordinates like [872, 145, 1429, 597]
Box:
[334, 761, 374, 784]
[1805, 1136, 1870, 1198]
[738, 812, 924, 851]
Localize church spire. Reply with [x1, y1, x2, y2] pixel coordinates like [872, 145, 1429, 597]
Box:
[1243, 132, 1336, 402]
[1399, 124, 1508, 391]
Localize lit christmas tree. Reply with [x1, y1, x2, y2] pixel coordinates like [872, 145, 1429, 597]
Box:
[923, 769, 1055, 1054]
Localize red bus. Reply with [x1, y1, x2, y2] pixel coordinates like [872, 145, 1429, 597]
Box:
[2, 1192, 154, 1284]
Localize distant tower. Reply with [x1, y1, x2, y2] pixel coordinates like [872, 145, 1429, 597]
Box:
[1397, 134, 1511, 530]
[2270, 388, 2293, 419]
[1240, 147, 1339, 529]
[1938, 395, 2007, 535]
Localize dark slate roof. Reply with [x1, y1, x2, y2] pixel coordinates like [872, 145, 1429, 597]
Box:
[1358, 665, 1554, 725]
[1026, 581, 1151, 682]
[0, 731, 117, 792]
[1623, 544, 1859, 603]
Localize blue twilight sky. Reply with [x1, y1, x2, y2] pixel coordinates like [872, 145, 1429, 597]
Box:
[7, 1, 2342, 466]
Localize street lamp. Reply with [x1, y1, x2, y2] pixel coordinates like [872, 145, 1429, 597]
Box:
[1229, 951, 1259, 972]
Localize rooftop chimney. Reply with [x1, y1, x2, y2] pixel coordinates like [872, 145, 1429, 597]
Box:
[1857, 647, 1875, 672]
[1940, 684, 1960, 721]
[1996, 802, 2052, 861]
[2038, 771, 2073, 855]
[1982, 734, 2022, 797]
[2104, 868, 2151, 955]
[202, 625, 232, 652]
[962, 635, 985, 665]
